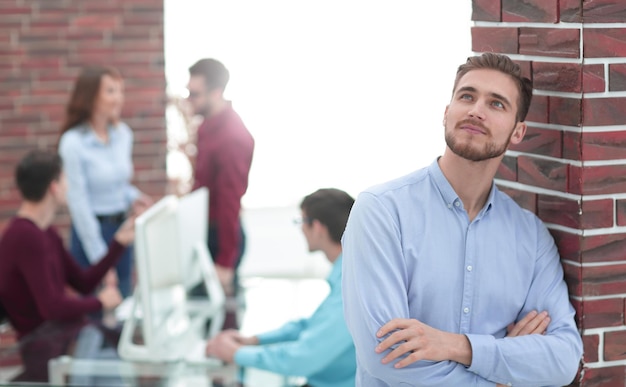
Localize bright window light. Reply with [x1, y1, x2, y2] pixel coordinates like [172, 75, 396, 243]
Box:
[164, 0, 472, 208]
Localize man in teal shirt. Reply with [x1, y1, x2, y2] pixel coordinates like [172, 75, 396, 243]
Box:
[205, 188, 356, 387]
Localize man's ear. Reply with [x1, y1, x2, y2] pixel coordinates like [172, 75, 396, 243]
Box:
[311, 218, 328, 235]
[49, 177, 66, 201]
[48, 179, 58, 194]
[443, 106, 449, 126]
[509, 121, 527, 145]
[208, 87, 225, 100]
[44, 181, 57, 202]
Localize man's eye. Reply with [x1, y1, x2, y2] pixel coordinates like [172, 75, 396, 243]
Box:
[492, 100, 504, 109]
[460, 94, 472, 100]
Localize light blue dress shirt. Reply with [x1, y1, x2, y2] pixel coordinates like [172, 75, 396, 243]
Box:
[342, 159, 583, 387]
[235, 256, 356, 387]
[58, 123, 139, 264]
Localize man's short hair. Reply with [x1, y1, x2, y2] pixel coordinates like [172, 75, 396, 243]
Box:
[188, 58, 230, 91]
[15, 149, 62, 202]
[452, 52, 533, 122]
[300, 188, 355, 243]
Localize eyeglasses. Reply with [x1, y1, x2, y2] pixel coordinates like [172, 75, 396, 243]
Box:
[293, 217, 313, 226]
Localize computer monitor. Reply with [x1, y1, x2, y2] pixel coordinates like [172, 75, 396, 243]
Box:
[118, 189, 224, 363]
[177, 188, 226, 336]
[178, 188, 209, 291]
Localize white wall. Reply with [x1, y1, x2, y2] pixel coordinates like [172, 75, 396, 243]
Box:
[164, 0, 473, 209]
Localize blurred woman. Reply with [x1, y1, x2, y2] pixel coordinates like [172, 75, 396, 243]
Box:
[58, 66, 152, 298]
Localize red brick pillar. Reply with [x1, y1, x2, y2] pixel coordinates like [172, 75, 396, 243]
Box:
[0, 0, 168, 235]
[473, 0, 626, 385]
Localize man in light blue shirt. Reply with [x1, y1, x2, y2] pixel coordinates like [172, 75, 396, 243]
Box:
[205, 188, 357, 387]
[342, 53, 583, 386]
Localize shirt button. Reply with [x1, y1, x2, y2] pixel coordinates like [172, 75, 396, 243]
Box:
[454, 201, 461, 207]
[507, 383, 512, 386]
[447, 203, 452, 209]
[467, 265, 473, 271]
[463, 307, 469, 314]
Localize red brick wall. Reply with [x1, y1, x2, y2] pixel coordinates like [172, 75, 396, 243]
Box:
[0, 0, 168, 236]
[473, 0, 626, 385]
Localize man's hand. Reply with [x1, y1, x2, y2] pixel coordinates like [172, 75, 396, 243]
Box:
[506, 310, 550, 337]
[97, 285, 122, 310]
[376, 312, 551, 375]
[497, 311, 550, 387]
[375, 318, 472, 369]
[113, 216, 136, 246]
[215, 265, 235, 296]
[220, 329, 259, 346]
[205, 330, 243, 363]
[132, 193, 153, 217]
[102, 269, 118, 288]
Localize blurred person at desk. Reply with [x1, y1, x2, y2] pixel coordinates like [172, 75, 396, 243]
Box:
[0, 149, 135, 382]
[58, 65, 152, 299]
[205, 188, 356, 387]
[186, 58, 255, 331]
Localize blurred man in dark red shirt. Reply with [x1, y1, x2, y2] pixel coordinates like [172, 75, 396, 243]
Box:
[0, 149, 134, 382]
[187, 58, 254, 329]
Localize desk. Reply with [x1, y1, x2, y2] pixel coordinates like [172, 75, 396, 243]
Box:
[48, 356, 240, 386]
[0, 277, 325, 387]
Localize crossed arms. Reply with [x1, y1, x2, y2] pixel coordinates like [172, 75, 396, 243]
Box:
[341, 193, 583, 386]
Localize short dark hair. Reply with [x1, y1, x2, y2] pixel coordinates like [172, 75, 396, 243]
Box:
[188, 58, 230, 91]
[452, 52, 533, 122]
[15, 149, 62, 202]
[300, 188, 355, 243]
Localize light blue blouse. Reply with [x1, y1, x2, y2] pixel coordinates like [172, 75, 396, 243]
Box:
[58, 122, 139, 264]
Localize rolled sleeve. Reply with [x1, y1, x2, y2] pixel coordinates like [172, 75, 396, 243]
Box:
[125, 185, 140, 207]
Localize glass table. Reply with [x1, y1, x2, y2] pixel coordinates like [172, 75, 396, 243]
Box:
[0, 277, 326, 387]
[0, 319, 241, 387]
[47, 355, 240, 386]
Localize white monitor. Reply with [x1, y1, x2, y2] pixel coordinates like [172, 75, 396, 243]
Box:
[118, 189, 224, 363]
[178, 188, 208, 291]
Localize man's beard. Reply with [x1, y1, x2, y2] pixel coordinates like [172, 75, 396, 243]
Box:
[193, 101, 215, 118]
[195, 105, 211, 117]
[444, 120, 515, 162]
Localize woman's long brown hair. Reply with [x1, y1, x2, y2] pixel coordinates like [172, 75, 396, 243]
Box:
[60, 66, 122, 135]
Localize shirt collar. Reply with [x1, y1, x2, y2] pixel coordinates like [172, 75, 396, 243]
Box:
[428, 158, 496, 216]
[201, 101, 234, 133]
[83, 124, 118, 146]
[327, 254, 343, 288]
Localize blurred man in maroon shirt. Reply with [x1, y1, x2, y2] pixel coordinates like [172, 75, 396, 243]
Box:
[187, 58, 255, 330]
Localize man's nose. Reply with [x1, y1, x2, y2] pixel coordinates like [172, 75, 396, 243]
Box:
[467, 102, 486, 120]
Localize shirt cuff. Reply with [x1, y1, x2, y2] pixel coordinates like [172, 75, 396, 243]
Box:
[126, 186, 141, 205]
[234, 346, 265, 368]
[256, 330, 286, 345]
[89, 296, 104, 313]
[107, 238, 126, 257]
[87, 241, 109, 265]
[465, 333, 496, 377]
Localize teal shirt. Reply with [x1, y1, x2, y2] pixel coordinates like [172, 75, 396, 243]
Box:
[235, 256, 356, 387]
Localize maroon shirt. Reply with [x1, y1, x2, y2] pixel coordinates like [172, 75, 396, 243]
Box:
[0, 217, 125, 339]
[192, 102, 255, 268]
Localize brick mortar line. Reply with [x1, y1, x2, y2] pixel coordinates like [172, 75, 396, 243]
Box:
[505, 150, 626, 167]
